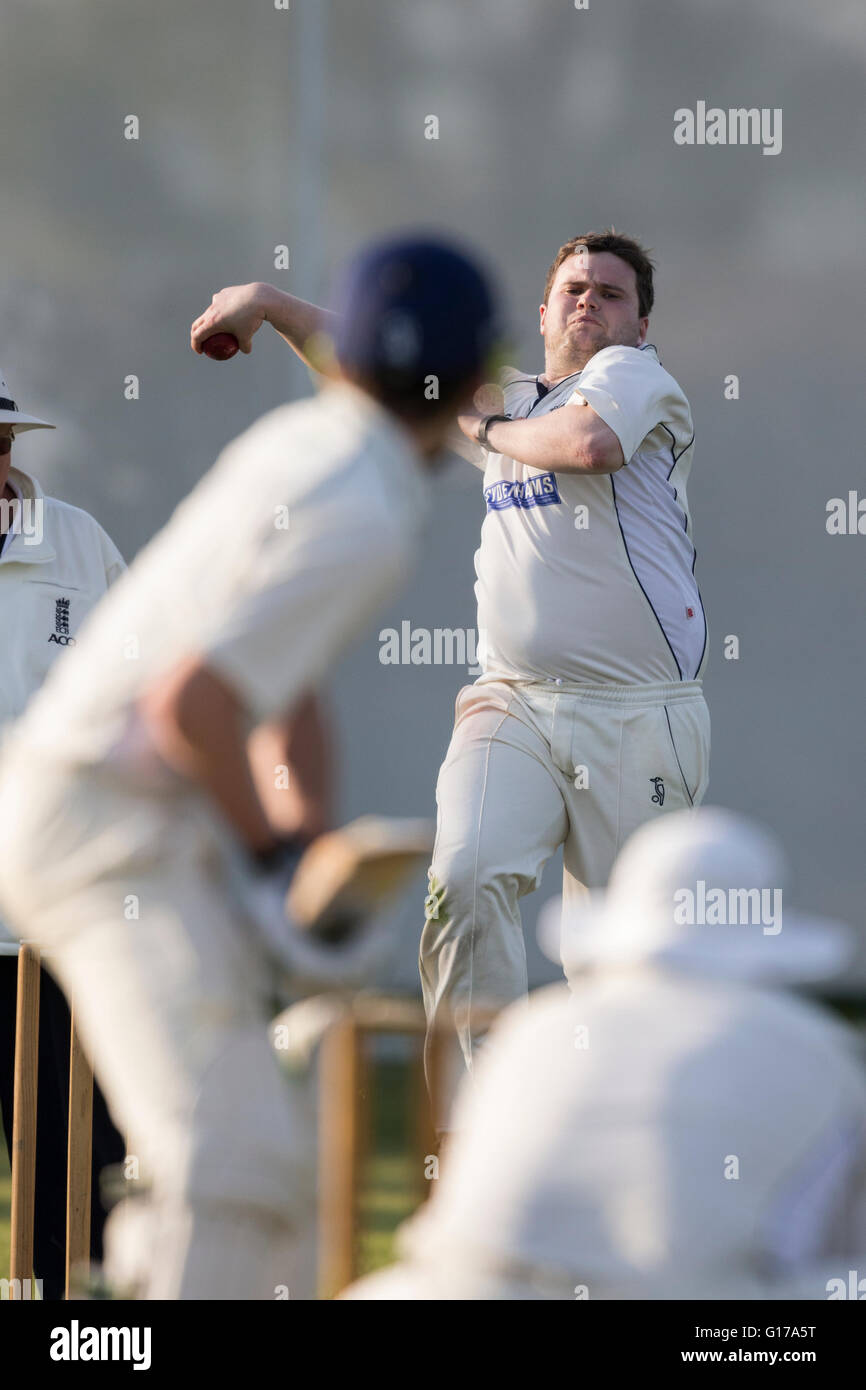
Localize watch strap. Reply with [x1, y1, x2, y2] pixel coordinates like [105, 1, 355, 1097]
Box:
[478, 413, 510, 448]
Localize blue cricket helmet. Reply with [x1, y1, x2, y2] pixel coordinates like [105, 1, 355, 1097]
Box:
[333, 232, 500, 397]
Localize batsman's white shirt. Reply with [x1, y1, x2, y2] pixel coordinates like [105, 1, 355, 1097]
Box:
[0, 382, 429, 1298]
[4, 384, 427, 775]
[475, 344, 706, 685]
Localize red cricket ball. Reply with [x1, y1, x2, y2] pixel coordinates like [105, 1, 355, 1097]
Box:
[202, 332, 240, 361]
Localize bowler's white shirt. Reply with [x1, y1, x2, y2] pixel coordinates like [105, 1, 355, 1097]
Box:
[473, 344, 707, 686]
[5, 384, 429, 772]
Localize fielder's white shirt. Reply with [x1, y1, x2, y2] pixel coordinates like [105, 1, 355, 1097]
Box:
[0, 465, 125, 731]
[393, 974, 866, 1300]
[473, 344, 707, 686]
[5, 384, 429, 771]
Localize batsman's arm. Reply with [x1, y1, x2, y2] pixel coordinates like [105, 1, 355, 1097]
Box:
[247, 690, 334, 843]
[191, 282, 339, 375]
[137, 655, 278, 856]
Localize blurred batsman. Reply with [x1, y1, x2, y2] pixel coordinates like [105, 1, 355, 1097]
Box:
[0, 233, 499, 1299]
[346, 808, 866, 1301]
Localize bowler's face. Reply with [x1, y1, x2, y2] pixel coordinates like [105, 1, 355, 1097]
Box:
[540, 250, 647, 362]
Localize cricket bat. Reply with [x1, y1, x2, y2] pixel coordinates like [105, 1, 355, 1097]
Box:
[287, 815, 434, 944]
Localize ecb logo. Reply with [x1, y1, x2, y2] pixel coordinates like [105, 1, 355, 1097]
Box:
[48, 596, 75, 646]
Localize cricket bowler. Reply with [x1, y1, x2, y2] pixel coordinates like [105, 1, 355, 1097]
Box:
[420, 229, 711, 1106]
[186, 230, 711, 1121]
[0, 233, 499, 1299]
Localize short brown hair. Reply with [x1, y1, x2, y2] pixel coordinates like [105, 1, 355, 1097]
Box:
[542, 230, 655, 319]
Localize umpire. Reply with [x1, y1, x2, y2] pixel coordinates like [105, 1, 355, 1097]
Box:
[0, 371, 126, 1299]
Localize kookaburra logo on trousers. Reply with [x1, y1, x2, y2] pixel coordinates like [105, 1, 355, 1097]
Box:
[650, 776, 665, 805]
[48, 596, 75, 646]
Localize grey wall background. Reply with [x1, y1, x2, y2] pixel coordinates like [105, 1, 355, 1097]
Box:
[2, 0, 864, 988]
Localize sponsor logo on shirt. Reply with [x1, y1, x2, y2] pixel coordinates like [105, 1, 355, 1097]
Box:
[484, 472, 562, 512]
[47, 596, 76, 646]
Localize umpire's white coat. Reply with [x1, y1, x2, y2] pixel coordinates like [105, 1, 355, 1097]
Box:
[0, 464, 124, 943]
[0, 464, 125, 730]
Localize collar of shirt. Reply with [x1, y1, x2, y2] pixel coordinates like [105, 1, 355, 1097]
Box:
[533, 341, 661, 393]
[0, 465, 57, 567]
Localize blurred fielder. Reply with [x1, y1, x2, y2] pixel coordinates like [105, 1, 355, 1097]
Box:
[188, 230, 711, 1118]
[345, 809, 866, 1301]
[0, 374, 126, 1297]
[0, 234, 499, 1299]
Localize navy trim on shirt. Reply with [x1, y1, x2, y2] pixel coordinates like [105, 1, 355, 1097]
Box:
[609, 473, 685, 680]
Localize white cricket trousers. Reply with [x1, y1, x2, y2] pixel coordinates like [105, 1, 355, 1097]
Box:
[420, 677, 710, 1104]
[0, 754, 316, 1300]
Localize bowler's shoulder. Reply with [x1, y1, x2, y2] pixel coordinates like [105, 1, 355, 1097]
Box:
[499, 365, 542, 416]
[499, 364, 534, 389]
[588, 342, 663, 370]
[590, 342, 681, 380]
[587, 342, 689, 404]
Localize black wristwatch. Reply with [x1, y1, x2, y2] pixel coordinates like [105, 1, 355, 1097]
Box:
[477, 414, 510, 449]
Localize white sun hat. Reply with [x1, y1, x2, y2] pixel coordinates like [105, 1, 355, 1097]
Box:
[539, 806, 853, 988]
[0, 370, 56, 431]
